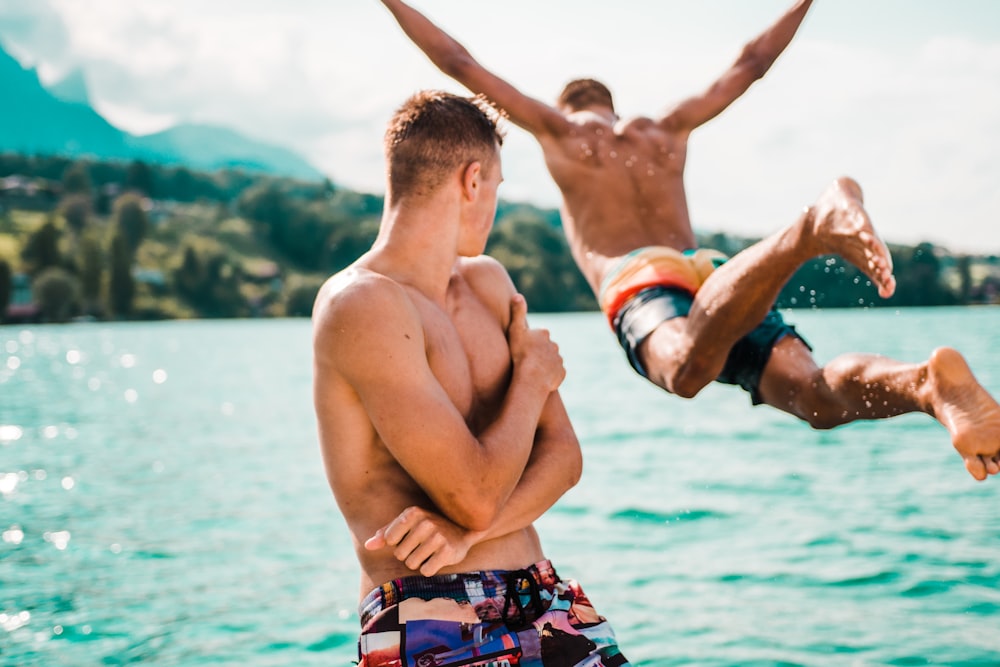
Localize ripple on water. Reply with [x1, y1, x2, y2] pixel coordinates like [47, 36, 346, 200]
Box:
[827, 571, 901, 588]
[609, 507, 726, 524]
[901, 579, 958, 597]
[306, 630, 357, 653]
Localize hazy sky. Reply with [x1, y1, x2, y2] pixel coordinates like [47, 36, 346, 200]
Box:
[1, 0, 999, 253]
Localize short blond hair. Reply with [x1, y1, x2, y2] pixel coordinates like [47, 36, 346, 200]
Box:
[384, 90, 505, 199]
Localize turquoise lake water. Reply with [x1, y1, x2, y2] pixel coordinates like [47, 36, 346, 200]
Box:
[2, 307, 1000, 666]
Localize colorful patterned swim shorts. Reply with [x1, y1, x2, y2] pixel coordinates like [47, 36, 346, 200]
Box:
[357, 559, 630, 667]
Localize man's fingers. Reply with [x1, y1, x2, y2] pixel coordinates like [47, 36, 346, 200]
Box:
[509, 294, 528, 332]
[382, 506, 420, 546]
[364, 528, 387, 551]
[392, 520, 435, 563]
[403, 534, 444, 572]
[420, 550, 448, 577]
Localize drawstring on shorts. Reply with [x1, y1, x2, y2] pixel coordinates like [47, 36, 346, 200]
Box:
[502, 568, 544, 630]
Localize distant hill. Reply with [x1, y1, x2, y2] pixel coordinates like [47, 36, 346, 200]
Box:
[0, 42, 323, 181]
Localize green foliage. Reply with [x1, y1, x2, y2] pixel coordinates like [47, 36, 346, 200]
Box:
[60, 194, 92, 235]
[171, 235, 247, 317]
[125, 160, 155, 197]
[325, 216, 379, 272]
[61, 162, 92, 196]
[114, 193, 149, 254]
[887, 242, 958, 307]
[2, 153, 996, 322]
[33, 266, 81, 322]
[777, 256, 882, 309]
[77, 231, 104, 315]
[283, 274, 326, 317]
[487, 212, 594, 312]
[108, 233, 134, 317]
[0, 257, 11, 316]
[21, 217, 62, 275]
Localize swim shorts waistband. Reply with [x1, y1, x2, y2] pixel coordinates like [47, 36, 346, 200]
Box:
[359, 559, 557, 629]
[598, 246, 727, 329]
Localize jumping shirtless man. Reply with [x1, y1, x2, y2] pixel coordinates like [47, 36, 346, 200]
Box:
[380, 0, 1000, 480]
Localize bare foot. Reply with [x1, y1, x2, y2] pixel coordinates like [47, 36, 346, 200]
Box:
[809, 177, 897, 299]
[927, 347, 1000, 481]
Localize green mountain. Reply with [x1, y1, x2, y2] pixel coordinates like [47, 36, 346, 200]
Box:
[0, 42, 323, 180]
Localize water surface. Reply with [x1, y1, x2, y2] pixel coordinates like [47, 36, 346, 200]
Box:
[2, 307, 999, 666]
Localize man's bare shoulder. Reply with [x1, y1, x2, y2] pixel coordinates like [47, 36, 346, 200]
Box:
[313, 266, 420, 361]
[457, 254, 512, 283]
[456, 255, 517, 323]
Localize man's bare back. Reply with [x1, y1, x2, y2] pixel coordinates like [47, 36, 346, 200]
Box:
[381, 0, 1000, 479]
[541, 113, 698, 292]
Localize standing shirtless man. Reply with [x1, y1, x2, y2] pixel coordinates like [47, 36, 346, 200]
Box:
[313, 90, 630, 666]
[379, 0, 1000, 480]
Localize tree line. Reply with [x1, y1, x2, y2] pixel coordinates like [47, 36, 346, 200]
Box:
[0, 154, 997, 324]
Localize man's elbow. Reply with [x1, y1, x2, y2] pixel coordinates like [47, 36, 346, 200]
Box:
[440, 489, 501, 532]
[564, 436, 583, 489]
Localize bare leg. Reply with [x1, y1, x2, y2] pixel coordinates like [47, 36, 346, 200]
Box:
[760, 337, 1000, 481]
[640, 176, 895, 397]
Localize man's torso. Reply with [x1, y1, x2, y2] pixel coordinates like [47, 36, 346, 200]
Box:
[316, 258, 543, 595]
[540, 115, 699, 294]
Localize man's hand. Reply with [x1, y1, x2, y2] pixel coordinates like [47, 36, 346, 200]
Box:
[506, 294, 565, 393]
[365, 506, 486, 576]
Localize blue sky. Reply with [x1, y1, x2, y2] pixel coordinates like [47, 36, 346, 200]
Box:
[1, 0, 998, 253]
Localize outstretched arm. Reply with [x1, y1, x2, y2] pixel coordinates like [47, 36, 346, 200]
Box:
[665, 0, 813, 130]
[380, 0, 568, 137]
[366, 390, 582, 576]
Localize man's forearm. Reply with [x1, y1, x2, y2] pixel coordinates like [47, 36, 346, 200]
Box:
[472, 397, 581, 545]
[744, 0, 813, 71]
[381, 0, 476, 79]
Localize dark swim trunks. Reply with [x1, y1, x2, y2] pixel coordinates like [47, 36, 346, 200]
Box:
[357, 559, 630, 667]
[613, 284, 810, 405]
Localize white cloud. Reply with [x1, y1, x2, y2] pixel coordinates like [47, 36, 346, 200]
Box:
[1, 0, 998, 253]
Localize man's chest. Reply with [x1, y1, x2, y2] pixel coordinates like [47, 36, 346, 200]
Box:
[421, 293, 511, 425]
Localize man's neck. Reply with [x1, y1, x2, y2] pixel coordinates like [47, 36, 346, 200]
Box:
[371, 205, 461, 304]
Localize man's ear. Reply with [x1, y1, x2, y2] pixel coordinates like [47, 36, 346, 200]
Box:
[460, 161, 482, 201]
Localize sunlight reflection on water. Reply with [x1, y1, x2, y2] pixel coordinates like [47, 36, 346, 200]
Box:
[1, 310, 999, 666]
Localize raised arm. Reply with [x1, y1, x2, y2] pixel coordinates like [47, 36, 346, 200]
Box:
[315, 274, 564, 532]
[665, 0, 813, 131]
[380, 0, 568, 138]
